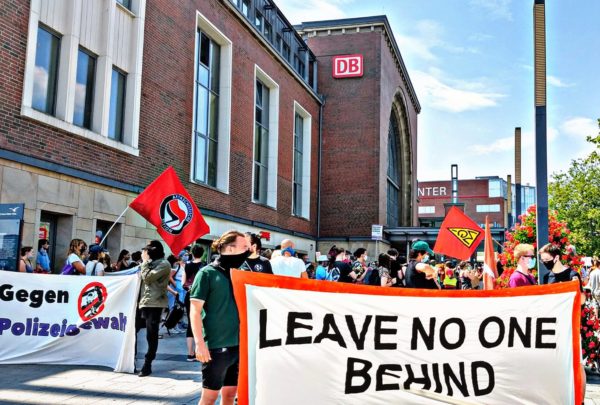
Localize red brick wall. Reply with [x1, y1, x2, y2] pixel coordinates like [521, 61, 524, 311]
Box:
[417, 179, 506, 225]
[0, 0, 320, 235]
[306, 31, 381, 237]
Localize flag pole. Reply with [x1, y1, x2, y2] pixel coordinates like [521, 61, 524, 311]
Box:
[99, 206, 130, 247]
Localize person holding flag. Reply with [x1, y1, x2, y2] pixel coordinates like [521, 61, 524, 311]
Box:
[404, 240, 439, 289]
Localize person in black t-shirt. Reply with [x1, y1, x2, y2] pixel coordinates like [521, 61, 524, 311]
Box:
[243, 233, 273, 274]
[404, 241, 439, 290]
[326, 246, 357, 283]
[538, 243, 586, 399]
[182, 244, 205, 361]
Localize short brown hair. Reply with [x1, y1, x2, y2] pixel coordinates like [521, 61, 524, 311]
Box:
[538, 243, 561, 258]
[212, 230, 245, 253]
[514, 243, 535, 262]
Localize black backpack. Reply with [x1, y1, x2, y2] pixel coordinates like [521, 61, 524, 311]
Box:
[367, 268, 381, 286]
[163, 300, 185, 330]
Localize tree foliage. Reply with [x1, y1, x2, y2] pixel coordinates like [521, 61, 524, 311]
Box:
[549, 119, 600, 256]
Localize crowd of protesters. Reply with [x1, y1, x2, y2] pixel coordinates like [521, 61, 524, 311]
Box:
[11, 230, 598, 405]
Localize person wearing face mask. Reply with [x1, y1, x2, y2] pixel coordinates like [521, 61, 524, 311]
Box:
[19, 246, 34, 273]
[115, 249, 132, 271]
[352, 248, 369, 284]
[404, 241, 439, 289]
[243, 232, 273, 274]
[508, 244, 538, 287]
[189, 230, 249, 405]
[539, 243, 583, 289]
[270, 239, 308, 279]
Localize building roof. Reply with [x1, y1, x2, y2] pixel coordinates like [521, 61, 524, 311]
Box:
[295, 15, 421, 113]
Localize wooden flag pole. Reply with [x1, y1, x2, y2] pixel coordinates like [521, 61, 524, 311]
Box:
[99, 206, 130, 247]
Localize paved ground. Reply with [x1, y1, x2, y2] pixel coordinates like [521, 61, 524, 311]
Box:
[2, 329, 600, 404]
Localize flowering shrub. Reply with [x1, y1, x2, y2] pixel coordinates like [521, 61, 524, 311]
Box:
[496, 205, 584, 288]
[582, 291, 600, 368]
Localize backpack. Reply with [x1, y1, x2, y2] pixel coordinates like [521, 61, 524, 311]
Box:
[367, 268, 381, 286]
[163, 300, 185, 330]
[60, 260, 76, 275]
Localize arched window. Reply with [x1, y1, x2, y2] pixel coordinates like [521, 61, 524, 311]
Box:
[387, 112, 400, 227]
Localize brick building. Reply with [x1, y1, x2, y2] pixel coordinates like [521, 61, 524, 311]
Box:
[417, 176, 536, 229]
[0, 0, 419, 271]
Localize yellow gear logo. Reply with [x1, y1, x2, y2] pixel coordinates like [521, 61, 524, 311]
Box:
[448, 228, 481, 248]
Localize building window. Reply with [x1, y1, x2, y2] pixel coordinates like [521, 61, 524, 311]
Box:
[73, 48, 96, 129]
[116, 0, 131, 10]
[193, 30, 220, 187]
[488, 178, 502, 198]
[387, 113, 400, 227]
[276, 34, 282, 52]
[108, 68, 126, 141]
[418, 206, 436, 214]
[293, 113, 303, 216]
[255, 12, 264, 32]
[254, 79, 269, 204]
[282, 42, 291, 61]
[32, 26, 60, 115]
[241, 0, 251, 18]
[264, 21, 272, 42]
[476, 204, 501, 213]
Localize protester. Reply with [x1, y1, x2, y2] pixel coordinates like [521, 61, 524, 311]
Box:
[114, 249, 132, 271]
[387, 248, 402, 286]
[507, 243, 537, 287]
[437, 265, 446, 286]
[131, 251, 142, 266]
[62, 239, 87, 275]
[314, 255, 332, 280]
[19, 246, 34, 273]
[136, 240, 171, 377]
[244, 232, 273, 273]
[588, 258, 600, 303]
[183, 244, 204, 361]
[351, 248, 369, 283]
[327, 246, 354, 283]
[270, 239, 307, 278]
[443, 268, 458, 289]
[377, 253, 396, 287]
[36, 239, 51, 273]
[190, 230, 250, 405]
[101, 253, 112, 273]
[85, 244, 107, 276]
[404, 241, 439, 289]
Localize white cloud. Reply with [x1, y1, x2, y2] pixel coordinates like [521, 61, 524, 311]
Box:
[547, 75, 574, 88]
[469, 136, 513, 154]
[412, 70, 505, 113]
[470, 0, 513, 21]
[274, 0, 350, 24]
[468, 33, 493, 42]
[560, 117, 597, 139]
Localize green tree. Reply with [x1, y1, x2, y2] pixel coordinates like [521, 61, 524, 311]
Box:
[549, 119, 600, 256]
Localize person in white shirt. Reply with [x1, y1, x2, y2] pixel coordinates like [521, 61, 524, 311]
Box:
[270, 239, 308, 279]
[85, 244, 107, 276]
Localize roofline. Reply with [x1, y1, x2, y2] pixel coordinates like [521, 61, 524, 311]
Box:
[295, 15, 421, 113]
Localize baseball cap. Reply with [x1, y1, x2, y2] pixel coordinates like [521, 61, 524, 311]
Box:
[411, 240, 434, 255]
[89, 244, 108, 254]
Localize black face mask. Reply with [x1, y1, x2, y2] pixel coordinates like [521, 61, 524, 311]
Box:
[219, 250, 250, 270]
[542, 259, 555, 271]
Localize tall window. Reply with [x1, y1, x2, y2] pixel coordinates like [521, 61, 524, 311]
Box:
[387, 112, 400, 227]
[116, 0, 131, 10]
[194, 30, 220, 186]
[254, 80, 269, 204]
[293, 113, 304, 216]
[108, 68, 126, 141]
[73, 48, 96, 129]
[32, 26, 60, 115]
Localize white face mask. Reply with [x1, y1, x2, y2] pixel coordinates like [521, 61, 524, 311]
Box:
[364, 255, 369, 262]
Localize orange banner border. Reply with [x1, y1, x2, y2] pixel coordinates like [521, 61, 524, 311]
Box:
[231, 271, 582, 405]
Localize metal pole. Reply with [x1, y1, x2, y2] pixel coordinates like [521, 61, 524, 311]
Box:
[99, 206, 129, 247]
[534, 0, 550, 283]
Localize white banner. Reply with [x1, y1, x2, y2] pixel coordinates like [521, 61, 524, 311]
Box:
[233, 272, 581, 405]
[0, 271, 140, 372]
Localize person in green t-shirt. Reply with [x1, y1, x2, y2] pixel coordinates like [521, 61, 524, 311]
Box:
[190, 230, 249, 405]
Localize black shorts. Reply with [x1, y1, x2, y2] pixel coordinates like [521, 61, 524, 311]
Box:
[202, 346, 239, 390]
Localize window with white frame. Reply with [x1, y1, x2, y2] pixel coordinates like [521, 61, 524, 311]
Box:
[292, 102, 311, 219]
[253, 66, 279, 207]
[476, 204, 501, 213]
[22, 1, 146, 155]
[192, 12, 232, 193]
[418, 206, 436, 214]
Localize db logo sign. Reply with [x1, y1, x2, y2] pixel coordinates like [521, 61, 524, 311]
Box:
[332, 54, 363, 78]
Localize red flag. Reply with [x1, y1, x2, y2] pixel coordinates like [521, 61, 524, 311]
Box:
[483, 216, 498, 290]
[433, 206, 484, 260]
[129, 166, 210, 254]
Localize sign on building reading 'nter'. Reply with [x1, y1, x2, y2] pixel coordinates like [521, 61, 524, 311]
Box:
[332, 54, 363, 78]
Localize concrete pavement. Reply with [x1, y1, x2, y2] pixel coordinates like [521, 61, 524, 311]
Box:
[2, 328, 600, 404]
